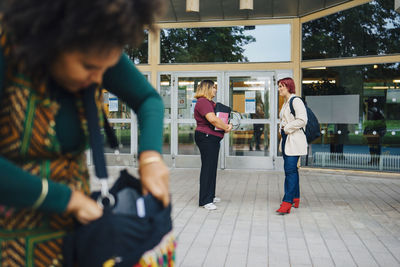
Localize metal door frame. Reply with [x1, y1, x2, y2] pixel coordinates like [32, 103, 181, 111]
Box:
[223, 71, 278, 170]
[171, 72, 224, 168]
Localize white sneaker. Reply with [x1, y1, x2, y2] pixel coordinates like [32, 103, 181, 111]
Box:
[203, 203, 217, 210]
[213, 197, 221, 203]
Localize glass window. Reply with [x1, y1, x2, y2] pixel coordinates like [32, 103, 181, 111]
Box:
[277, 125, 282, 157]
[302, 63, 400, 171]
[103, 123, 131, 154]
[178, 77, 217, 119]
[103, 74, 149, 119]
[178, 123, 199, 155]
[161, 24, 291, 63]
[163, 124, 171, 154]
[229, 76, 271, 119]
[103, 90, 131, 119]
[160, 74, 172, 119]
[124, 30, 148, 64]
[229, 124, 270, 156]
[302, 0, 400, 60]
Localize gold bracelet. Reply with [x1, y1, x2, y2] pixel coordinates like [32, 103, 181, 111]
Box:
[139, 156, 162, 169]
[32, 178, 49, 209]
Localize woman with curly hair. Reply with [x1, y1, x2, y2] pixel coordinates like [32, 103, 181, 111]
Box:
[0, 0, 169, 265]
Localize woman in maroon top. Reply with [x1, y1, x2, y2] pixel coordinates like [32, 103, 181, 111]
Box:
[194, 80, 232, 210]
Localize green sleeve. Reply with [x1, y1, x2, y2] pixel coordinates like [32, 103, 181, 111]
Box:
[0, 45, 72, 213]
[103, 53, 164, 154]
[0, 158, 72, 213]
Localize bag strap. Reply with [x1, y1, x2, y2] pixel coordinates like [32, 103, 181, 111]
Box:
[288, 96, 306, 135]
[83, 86, 116, 206]
[83, 86, 108, 178]
[84, 87, 166, 211]
[289, 96, 299, 117]
[102, 109, 119, 150]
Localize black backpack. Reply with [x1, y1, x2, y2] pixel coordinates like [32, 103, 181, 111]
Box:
[289, 96, 321, 143]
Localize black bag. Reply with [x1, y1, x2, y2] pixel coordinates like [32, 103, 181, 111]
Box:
[289, 96, 321, 143]
[213, 102, 231, 131]
[63, 86, 175, 267]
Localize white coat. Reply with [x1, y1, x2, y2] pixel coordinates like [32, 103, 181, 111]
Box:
[279, 94, 308, 156]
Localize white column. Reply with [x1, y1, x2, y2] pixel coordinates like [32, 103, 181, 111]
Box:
[396, 0, 400, 13]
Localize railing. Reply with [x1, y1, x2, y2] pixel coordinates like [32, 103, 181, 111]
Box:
[309, 152, 400, 172]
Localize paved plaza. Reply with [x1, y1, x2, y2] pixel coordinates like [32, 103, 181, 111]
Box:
[99, 167, 400, 267]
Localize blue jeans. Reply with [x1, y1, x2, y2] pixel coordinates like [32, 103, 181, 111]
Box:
[281, 130, 300, 203]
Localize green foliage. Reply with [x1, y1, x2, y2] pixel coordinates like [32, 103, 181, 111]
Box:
[386, 120, 400, 129]
[344, 133, 400, 146]
[363, 119, 386, 130]
[302, 0, 400, 60]
[124, 31, 149, 64]
[160, 27, 255, 63]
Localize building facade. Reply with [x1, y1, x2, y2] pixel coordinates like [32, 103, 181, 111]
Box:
[101, 0, 400, 172]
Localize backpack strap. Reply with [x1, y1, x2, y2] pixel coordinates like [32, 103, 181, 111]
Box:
[289, 96, 301, 117]
[288, 96, 306, 134]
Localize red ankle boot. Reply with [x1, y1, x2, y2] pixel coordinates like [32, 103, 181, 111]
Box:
[276, 202, 292, 215]
[293, 198, 300, 208]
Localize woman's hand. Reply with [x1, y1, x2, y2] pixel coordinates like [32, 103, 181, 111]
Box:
[225, 123, 233, 133]
[66, 190, 103, 224]
[139, 151, 170, 207]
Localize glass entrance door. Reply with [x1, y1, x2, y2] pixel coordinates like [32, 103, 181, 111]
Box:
[224, 72, 277, 169]
[171, 72, 222, 168]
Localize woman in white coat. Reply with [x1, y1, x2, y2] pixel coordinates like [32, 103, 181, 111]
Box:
[276, 77, 308, 215]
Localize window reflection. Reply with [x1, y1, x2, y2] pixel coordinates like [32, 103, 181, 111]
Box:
[160, 75, 172, 119]
[161, 25, 290, 63]
[302, 63, 400, 171]
[230, 124, 270, 156]
[103, 89, 131, 119]
[124, 30, 148, 64]
[163, 124, 171, 154]
[103, 123, 131, 154]
[277, 125, 282, 157]
[302, 0, 400, 60]
[178, 123, 199, 155]
[177, 77, 216, 119]
[229, 77, 270, 118]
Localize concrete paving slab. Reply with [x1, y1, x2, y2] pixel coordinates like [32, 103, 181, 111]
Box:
[95, 167, 400, 267]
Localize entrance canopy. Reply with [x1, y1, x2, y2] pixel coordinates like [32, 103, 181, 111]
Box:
[159, 0, 353, 22]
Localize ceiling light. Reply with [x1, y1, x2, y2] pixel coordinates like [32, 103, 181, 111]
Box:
[244, 81, 266, 85]
[240, 0, 253, 10]
[307, 67, 326, 70]
[372, 86, 389, 89]
[178, 81, 195, 86]
[186, 0, 199, 12]
[302, 80, 336, 84]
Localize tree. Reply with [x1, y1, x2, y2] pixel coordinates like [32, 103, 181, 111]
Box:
[302, 0, 400, 60]
[160, 27, 255, 63]
[124, 31, 148, 64]
[302, 0, 400, 97]
[302, 0, 400, 153]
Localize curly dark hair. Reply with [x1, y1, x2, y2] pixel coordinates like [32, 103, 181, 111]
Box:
[1, 0, 165, 80]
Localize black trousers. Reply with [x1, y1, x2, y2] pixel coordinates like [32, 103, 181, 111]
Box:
[195, 131, 222, 206]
